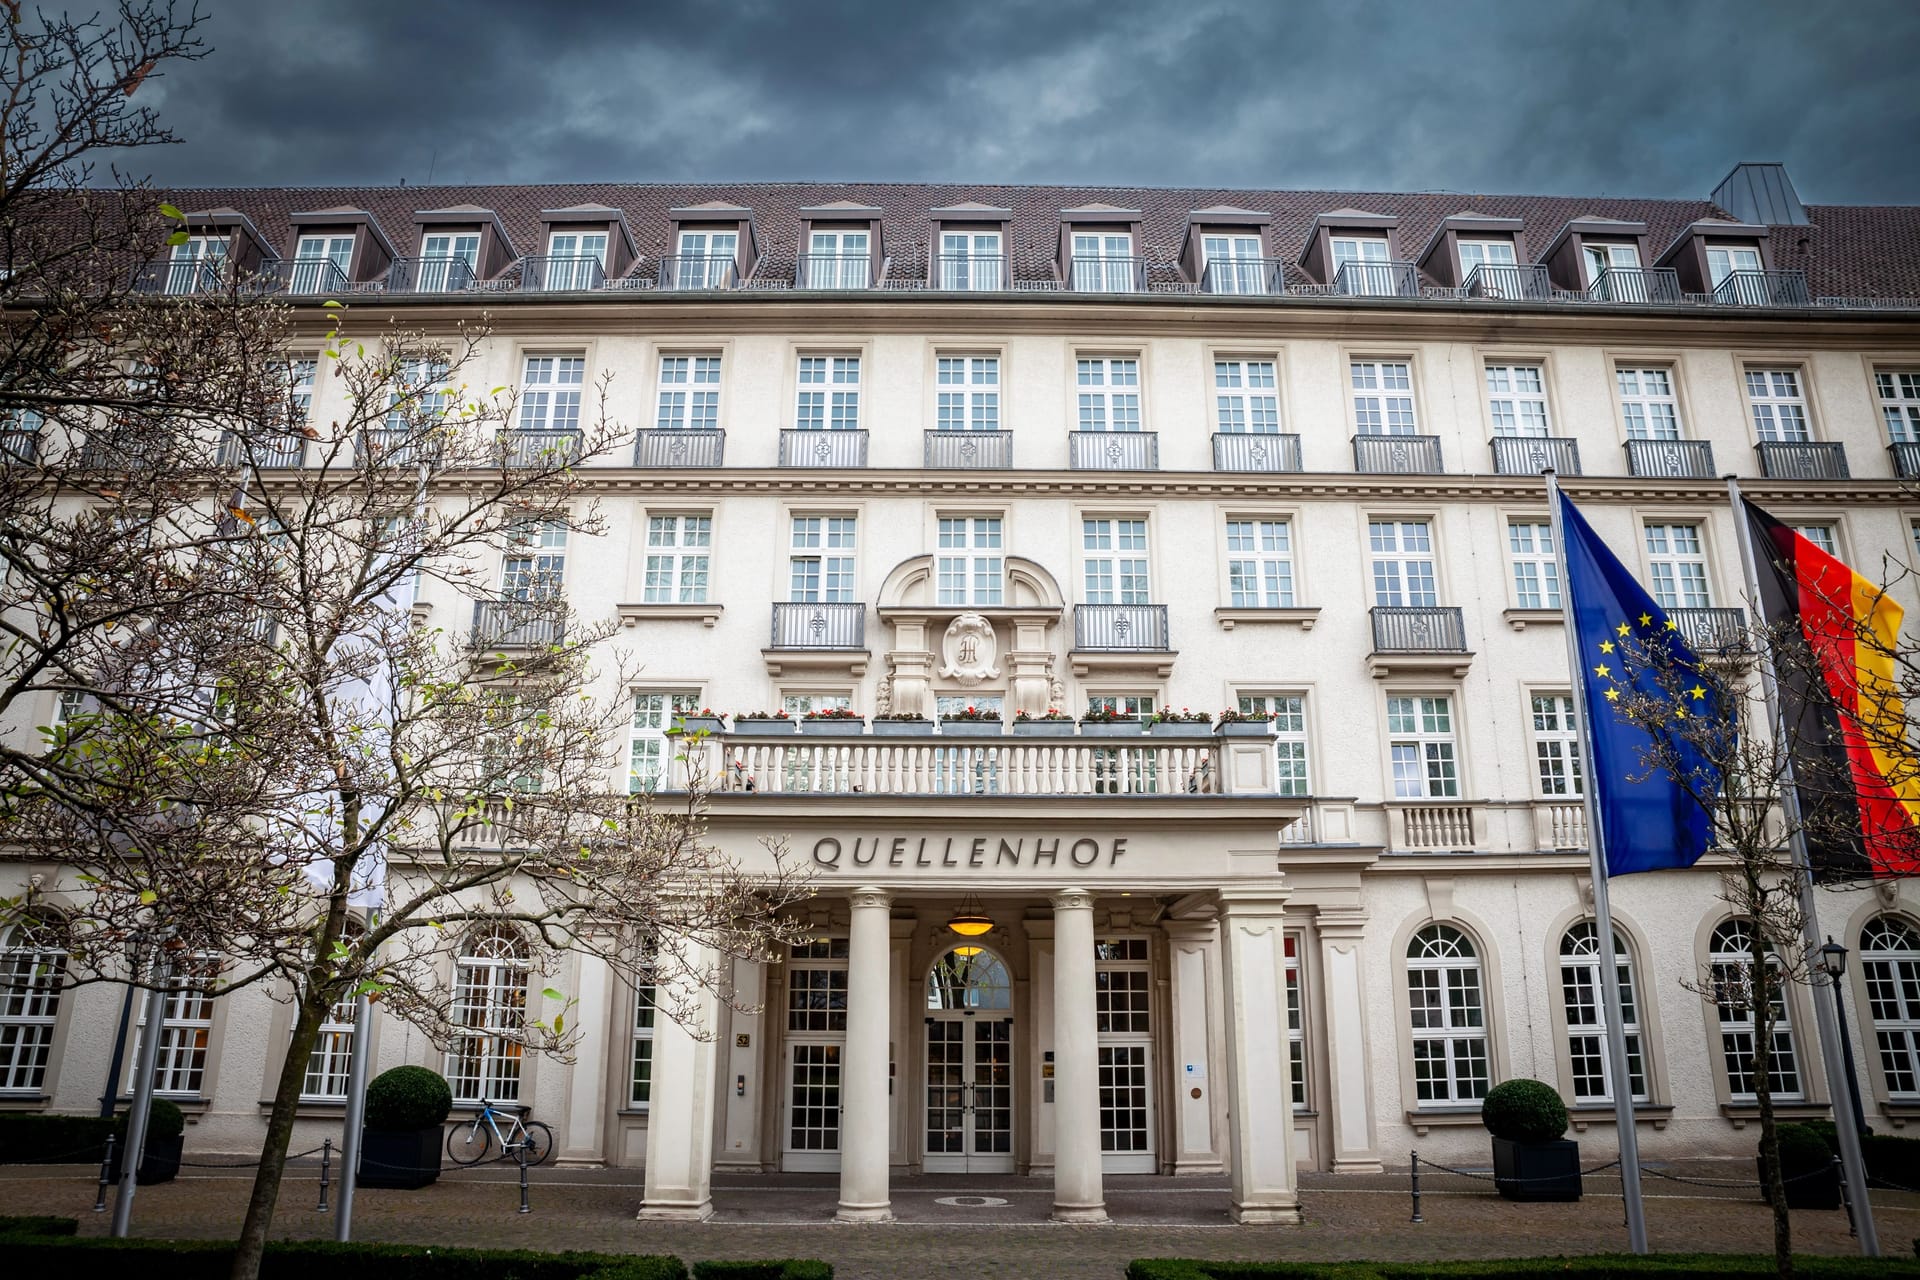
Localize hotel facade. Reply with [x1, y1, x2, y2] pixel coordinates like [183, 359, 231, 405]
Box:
[6, 164, 1920, 1224]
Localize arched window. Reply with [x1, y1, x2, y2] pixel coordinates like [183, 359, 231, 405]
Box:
[302, 918, 365, 1101]
[1709, 920, 1802, 1101]
[1861, 915, 1920, 1098]
[0, 917, 66, 1094]
[131, 949, 219, 1098]
[1559, 921, 1647, 1103]
[1407, 924, 1490, 1105]
[927, 947, 1012, 1011]
[445, 925, 529, 1103]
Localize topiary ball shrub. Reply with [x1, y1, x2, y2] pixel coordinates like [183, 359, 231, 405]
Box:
[1481, 1078, 1570, 1143]
[114, 1097, 184, 1142]
[364, 1066, 452, 1132]
[1771, 1122, 1833, 1175]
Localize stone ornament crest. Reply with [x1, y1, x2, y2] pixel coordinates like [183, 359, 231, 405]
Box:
[939, 612, 1001, 685]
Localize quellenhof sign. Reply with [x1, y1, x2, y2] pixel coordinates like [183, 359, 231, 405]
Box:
[810, 835, 1129, 871]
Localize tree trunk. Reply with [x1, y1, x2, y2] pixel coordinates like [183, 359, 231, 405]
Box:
[1749, 919, 1793, 1279]
[228, 984, 332, 1280]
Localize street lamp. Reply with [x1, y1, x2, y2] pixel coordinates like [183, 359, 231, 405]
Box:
[1816, 935, 1869, 1139]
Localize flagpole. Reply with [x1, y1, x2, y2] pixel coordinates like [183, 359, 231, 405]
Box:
[1544, 471, 1648, 1254]
[1727, 475, 1879, 1256]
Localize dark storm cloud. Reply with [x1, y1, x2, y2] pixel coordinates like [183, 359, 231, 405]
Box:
[125, 0, 1920, 203]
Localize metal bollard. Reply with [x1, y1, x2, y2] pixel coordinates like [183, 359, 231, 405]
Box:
[317, 1138, 332, 1213]
[1409, 1149, 1423, 1223]
[94, 1133, 118, 1213]
[1835, 1154, 1856, 1238]
[517, 1148, 531, 1214]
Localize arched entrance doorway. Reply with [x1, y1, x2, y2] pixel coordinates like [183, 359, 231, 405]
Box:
[923, 945, 1015, 1173]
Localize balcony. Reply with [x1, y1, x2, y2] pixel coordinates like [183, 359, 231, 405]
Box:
[1073, 603, 1170, 652]
[1201, 259, 1284, 296]
[1387, 801, 1482, 853]
[1624, 438, 1715, 479]
[1368, 606, 1471, 678]
[385, 256, 477, 293]
[1712, 270, 1811, 307]
[1755, 440, 1849, 480]
[266, 258, 351, 296]
[1069, 431, 1158, 470]
[934, 254, 1006, 291]
[471, 599, 565, 650]
[216, 432, 305, 469]
[133, 259, 227, 295]
[76, 435, 169, 470]
[1352, 434, 1443, 474]
[496, 428, 582, 469]
[520, 255, 605, 291]
[1489, 435, 1581, 476]
[1587, 266, 1681, 304]
[1212, 432, 1302, 472]
[1333, 260, 1420, 297]
[1890, 442, 1920, 478]
[795, 254, 872, 290]
[1069, 256, 1146, 293]
[1462, 263, 1552, 301]
[1670, 607, 1748, 656]
[770, 601, 866, 650]
[657, 254, 738, 290]
[354, 427, 442, 467]
[634, 429, 724, 468]
[1, 427, 40, 465]
[924, 430, 1012, 469]
[779, 429, 868, 468]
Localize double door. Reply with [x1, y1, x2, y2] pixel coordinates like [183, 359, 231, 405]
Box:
[923, 1013, 1014, 1172]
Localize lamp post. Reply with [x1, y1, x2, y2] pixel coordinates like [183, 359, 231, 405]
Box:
[1817, 936, 1869, 1139]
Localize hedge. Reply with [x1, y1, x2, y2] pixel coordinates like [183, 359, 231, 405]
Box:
[0, 1238, 688, 1280]
[0, 1216, 77, 1237]
[690, 1264, 832, 1280]
[1125, 1257, 1920, 1280]
[1805, 1119, 1920, 1190]
[0, 1112, 116, 1164]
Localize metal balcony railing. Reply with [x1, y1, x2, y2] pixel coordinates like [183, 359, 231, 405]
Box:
[1073, 603, 1170, 651]
[1332, 260, 1419, 297]
[1212, 432, 1302, 472]
[634, 429, 724, 468]
[216, 432, 305, 468]
[1069, 430, 1158, 470]
[1462, 262, 1552, 301]
[770, 601, 866, 650]
[934, 253, 1006, 291]
[1489, 435, 1581, 476]
[521, 255, 605, 291]
[1624, 438, 1715, 479]
[1201, 258, 1284, 296]
[1069, 255, 1146, 293]
[1670, 607, 1747, 655]
[1755, 441, 1849, 480]
[1712, 269, 1811, 307]
[471, 598, 565, 649]
[656, 254, 739, 290]
[386, 256, 478, 293]
[133, 259, 227, 294]
[1587, 266, 1681, 304]
[924, 430, 1012, 469]
[1889, 441, 1920, 479]
[76, 435, 169, 470]
[1369, 606, 1468, 653]
[354, 428, 442, 467]
[1, 428, 40, 465]
[267, 258, 351, 296]
[779, 429, 868, 467]
[796, 254, 872, 289]
[1352, 433, 1443, 474]
[496, 428, 582, 468]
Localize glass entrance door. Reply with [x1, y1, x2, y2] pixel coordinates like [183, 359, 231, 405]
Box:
[924, 946, 1015, 1173]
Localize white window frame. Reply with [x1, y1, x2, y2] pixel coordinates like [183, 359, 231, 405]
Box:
[937, 516, 1004, 606]
[654, 354, 722, 431]
[1407, 924, 1490, 1106]
[630, 957, 657, 1108]
[1743, 366, 1812, 443]
[1076, 357, 1142, 432]
[384, 357, 451, 432]
[1485, 363, 1551, 437]
[1876, 368, 1920, 444]
[1284, 932, 1308, 1110]
[807, 230, 869, 289]
[1792, 523, 1838, 556]
[1457, 238, 1517, 273]
[167, 234, 228, 292]
[630, 691, 702, 793]
[517, 352, 585, 433]
[1350, 360, 1418, 435]
[1616, 365, 1683, 440]
[1709, 919, 1803, 1102]
[1387, 695, 1459, 799]
[1368, 519, 1437, 607]
[1644, 522, 1711, 609]
[1706, 243, 1763, 288]
[1560, 921, 1648, 1103]
[0, 919, 64, 1094]
[445, 927, 530, 1104]
[1201, 233, 1266, 294]
[419, 232, 480, 290]
[936, 355, 1001, 431]
[502, 519, 567, 601]
[789, 515, 857, 604]
[1862, 915, 1920, 1099]
[1225, 518, 1295, 607]
[1070, 232, 1135, 291]
[1507, 518, 1561, 609]
[1094, 935, 1155, 1163]
[1213, 357, 1281, 434]
[643, 513, 712, 603]
[131, 953, 218, 1097]
[676, 230, 738, 288]
[1530, 693, 1583, 798]
[301, 923, 363, 1101]
[939, 231, 1002, 291]
[291, 233, 355, 294]
[1238, 694, 1312, 800]
[1582, 241, 1640, 285]
[796, 355, 861, 430]
[1082, 518, 1150, 604]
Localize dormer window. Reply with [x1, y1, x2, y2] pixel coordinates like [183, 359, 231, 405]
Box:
[1456, 239, 1515, 273]
[418, 232, 480, 291]
[1071, 232, 1135, 292]
[290, 234, 354, 295]
[938, 230, 1003, 291]
[1201, 234, 1266, 295]
[804, 230, 869, 289]
[1706, 243, 1762, 288]
[1330, 235, 1390, 294]
[671, 230, 738, 289]
[166, 235, 228, 294]
[1582, 241, 1639, 284]
[543, 230, 608, 290]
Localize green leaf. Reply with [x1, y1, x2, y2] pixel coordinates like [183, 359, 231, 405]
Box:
[542, 987, 563, 1003]
[165, 231, 188, 246]
[158, 203, 184, 220]
[552, 1013, 564, 1035]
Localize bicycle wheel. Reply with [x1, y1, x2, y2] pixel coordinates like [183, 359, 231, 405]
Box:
[446, 1118, 495, 1166]
[520, 1120, 555, 1166]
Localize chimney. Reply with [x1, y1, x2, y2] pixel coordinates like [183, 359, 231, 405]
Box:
[1712, 163, 1810, 226]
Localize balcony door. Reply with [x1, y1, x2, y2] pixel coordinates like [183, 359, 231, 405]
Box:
[1202, 234, 1265, 294]
[1582, 241, 1639, 285]
[923, 946, 1015, 1173]
[940, 232, 1002, 290]
[291, 235, 354, 294]
[419, 233, 480, 290]
[1706, 244, 1762, 288]
[1330, 235, 1389, 294]
[676, 231, 737, 288]
[809, 231, 869, 289]
[1071, 233, 1134, 292]
[545, 231, 607, 289]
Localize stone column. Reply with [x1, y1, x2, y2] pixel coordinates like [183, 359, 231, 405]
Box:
[1218, 887, 1302, 1224]
[1050, 887, 1107, 1222]
[837, 886, 893, 1222]
[639, 926, 720, 1220]
[1316, 909, 1382, 1173]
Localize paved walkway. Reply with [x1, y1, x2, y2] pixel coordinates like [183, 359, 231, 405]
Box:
[4, 1160, 1914, 1280]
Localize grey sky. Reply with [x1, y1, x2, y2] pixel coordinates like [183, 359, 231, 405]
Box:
[130, 0, 1920, 204]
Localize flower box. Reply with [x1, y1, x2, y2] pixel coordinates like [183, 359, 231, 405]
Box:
[1011, 720, 1075, 737]
[1078, 718, 1142, 736]
[1219, 720, 1275, 737]
[871, 719, 933, 737]
[1149, 720, 1209, 736]
[939, 720, 1003, 737]
[670, 714, 726, 737]
[734, 717, 795, 735]
[799, 718, 866, 736]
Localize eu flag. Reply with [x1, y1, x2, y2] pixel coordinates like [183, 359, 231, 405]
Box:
[1556, 491, 1727, 874]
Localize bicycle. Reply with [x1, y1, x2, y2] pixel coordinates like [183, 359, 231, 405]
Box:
[445, 1098, 554, 1167]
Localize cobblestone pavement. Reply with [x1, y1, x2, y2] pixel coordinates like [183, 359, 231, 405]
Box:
[4, 1160, 1915, 1280]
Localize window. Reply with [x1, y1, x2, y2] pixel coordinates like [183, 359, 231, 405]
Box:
[1861, 916, 1920, 1097]
[302, 921, 364, 1101]
[655, 355, 722, 430]
[1285, 934, 1307, 1109]
[796, 356, 861, 430]
[1214, 359, 1280, 434]
[1226, 519, 1294, 607]
[418, 232, 480, 289]
[1071, 232, 1135, 291]
[1709, 919, 1802, 1101]
[384, 358, 451, 432]
[1083, 518, 1149, 603]
[939, 231, 1002, 291]
[1485, 364, 1551, 437]
[1706, 243, 1762, 288]
[1792, 523, 1838, 556]
[1351, 361, 1417, 435]
[1331, 235, 1389, 292]
[787, 937, 850, 1034]
[807, 230, 869, 289]
[1560, 922, 1647, 1103]
[937, 516, 1003, 606]
[1388, 697, 1459, 799]
[1368, 519, 1437, 607]
[167, 234, 227, 292]
[502, 520, 567, 601]
[790, 515, 857, 603]
[291, 234, 354, 293]
[936, 356, 1000, 431]
[1582, 241, 1640, 284]
[1644, 522, 1710, 608]
[284, 358, 317, 426]
[630, 960, 657, 1108]
[630, 691, 701, 792]
[1616, 366, 1683, 440]
[1457, 239, 1517, 273]
[1077, 357, 1141, 432]
[1507, 519, 1561, 609]
[446, 926, 530, 1103]
[545, 230, 608, 289]
[1745, 368, 1811, 442]
[0, 917, 64, 1093]
[1239, 695, 1311, 797]
[643, 514, 711, 603]
[1876, 370, 1920, 444]
[1088, 692, 1155, 718]
[131, 952, 218, 1096]
[1530, 694, 1583, 797]
[675, 231, 737, 288]
[517, 353, 585, 433]
[1407, 924, 1490, 1105]
[1202, 234, 1266, 294]
[1095, 937, 1153, 1155]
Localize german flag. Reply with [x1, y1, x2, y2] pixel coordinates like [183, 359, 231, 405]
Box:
[1744, 498, 1920, 878]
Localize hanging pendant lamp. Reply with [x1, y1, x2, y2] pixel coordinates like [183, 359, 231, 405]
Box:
[946, 893, 993, 938]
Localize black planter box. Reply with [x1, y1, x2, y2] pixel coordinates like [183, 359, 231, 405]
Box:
[358, 1127, 442, 1189]
[1492, 1136, 1582, 1201]
[1758, 1153, 1842, 1210]
[135, 1133, 183, 1185]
